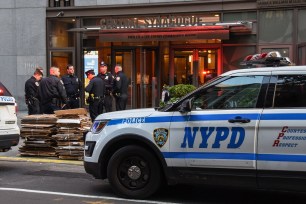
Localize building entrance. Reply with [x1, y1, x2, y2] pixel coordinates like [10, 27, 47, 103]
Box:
[112, 47, 158, 109]
[172, 48, 219, 87]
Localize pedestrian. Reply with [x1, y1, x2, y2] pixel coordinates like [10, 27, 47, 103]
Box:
[24, 67, 43, 115]
[161, 84, 170, 103]
[97, 62, 114, 112]
[113, 64, 128, 111]
[85, 69, 105, 121]
[62, 64, 82, 109]
[39, 66, 67, 114]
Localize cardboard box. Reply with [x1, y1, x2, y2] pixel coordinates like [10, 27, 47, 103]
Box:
[54, 108, 87, 116]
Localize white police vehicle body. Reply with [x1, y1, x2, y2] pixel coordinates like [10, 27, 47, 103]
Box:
[84, 66, 306, 198]
[0, 81, 20, 152]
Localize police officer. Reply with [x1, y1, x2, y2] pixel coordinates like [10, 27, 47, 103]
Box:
[113, 64, 128, 111]
[62, 64, 82, 109]
[85, 69, 105, 121]
[24, 67, 43, 115]
[97, 62, 113, 112]
[39, 66, 67, 114]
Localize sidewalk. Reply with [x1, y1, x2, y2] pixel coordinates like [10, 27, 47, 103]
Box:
[0, 110, 83, 165]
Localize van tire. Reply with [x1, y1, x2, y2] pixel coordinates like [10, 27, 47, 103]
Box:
[107, 145, 161, 199]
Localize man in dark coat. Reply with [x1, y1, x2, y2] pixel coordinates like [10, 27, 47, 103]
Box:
[39, 66, 67, 114]
[97, 62, 113, 112]
[113, 65, 129, 111]
[24, 67, 43, 114]
[62, 64, 82, 109]
[85, 69, 105, 121]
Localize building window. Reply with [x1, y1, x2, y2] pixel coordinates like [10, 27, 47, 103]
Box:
[54, 0, 60, 7]
[223, 46, 256, 72]
[49, 0, 74, 7]
[48, 19, 76, 48]
[64, 0, 70, 6]
[259, 10, 293, 44]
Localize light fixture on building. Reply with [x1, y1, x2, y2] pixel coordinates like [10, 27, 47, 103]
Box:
[56, 11, 64, 17]
[85, 27, 101, 30]
[208, 54, 212, 64]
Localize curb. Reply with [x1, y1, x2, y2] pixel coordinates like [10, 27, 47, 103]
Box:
[0, 156, 83, 166]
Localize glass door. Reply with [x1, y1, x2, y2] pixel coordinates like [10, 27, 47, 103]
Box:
[49, 51, 74, 77]
[112, 49, 135, 110]
[139, 48, 157, 108]
[173, 49, 218, 86]
[112, 47, 158, 109]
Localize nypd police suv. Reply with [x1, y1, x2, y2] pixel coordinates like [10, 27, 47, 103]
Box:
[84, 66, 306, 198]
[0, 81, 20, 152]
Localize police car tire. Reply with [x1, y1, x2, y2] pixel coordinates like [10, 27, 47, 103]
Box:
[107, 145, 161, 199]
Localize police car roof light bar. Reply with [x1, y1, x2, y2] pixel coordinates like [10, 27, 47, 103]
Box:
[240, 51, 293, 68]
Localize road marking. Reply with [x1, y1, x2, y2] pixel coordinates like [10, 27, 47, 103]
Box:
[0, 188, 179, 204]
[0, 156, 83, 165]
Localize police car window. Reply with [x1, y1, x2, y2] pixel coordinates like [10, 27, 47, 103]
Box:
[274, 75, 306, 108]
[192, 76, 264, 110]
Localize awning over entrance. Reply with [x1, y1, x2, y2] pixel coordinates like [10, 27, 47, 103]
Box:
[69, 21, 252, 42]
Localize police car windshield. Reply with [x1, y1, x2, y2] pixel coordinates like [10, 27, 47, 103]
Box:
[160, 76, 223, 112]
[0, 82, 12, 96]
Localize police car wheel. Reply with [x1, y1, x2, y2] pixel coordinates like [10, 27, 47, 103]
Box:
[107, 145, 161, 199]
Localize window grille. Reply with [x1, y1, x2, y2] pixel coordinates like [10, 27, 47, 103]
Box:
[49, 0, 74, 7]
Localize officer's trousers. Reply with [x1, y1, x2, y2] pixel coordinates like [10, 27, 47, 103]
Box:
[89, 98, 104, 121]
[41, 102, 61, 114]
[27, 98, 40, 115]
[67, 97, 80, 109]
[115, 94, 128, 111]
[41, 99, 61, 114]
[104, 95, 113, 112]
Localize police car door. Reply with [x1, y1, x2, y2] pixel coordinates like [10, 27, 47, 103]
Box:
[179, 73, 270, 174]
[257, 70, 306, 191]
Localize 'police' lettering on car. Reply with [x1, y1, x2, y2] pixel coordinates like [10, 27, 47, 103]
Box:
[122, 117, 146, 124]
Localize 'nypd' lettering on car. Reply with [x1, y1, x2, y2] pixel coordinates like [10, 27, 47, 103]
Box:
[0, 96, 14, 103]
[122, 117, 146, 124]
[181, 127, 245, 149]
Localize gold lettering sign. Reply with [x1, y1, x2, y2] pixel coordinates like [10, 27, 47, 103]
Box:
[99, 15, 204, 30]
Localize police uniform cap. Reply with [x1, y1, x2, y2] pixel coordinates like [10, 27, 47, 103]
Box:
[100, 62, 108, 67]
[85, 69, 95, 76]
[34, 68, 43, 76]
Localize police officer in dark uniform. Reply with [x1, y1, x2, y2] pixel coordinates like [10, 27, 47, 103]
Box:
[24, 68, 43, 115]
[62, 64, 82, 109]
[85, 69, 105, 121]
[39, 66, 67, 114]
[97, 62, 113, 112]
[113, 64, 129, 111]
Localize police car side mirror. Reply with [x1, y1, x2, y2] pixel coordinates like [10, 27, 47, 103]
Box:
[179, 99, 192, 113]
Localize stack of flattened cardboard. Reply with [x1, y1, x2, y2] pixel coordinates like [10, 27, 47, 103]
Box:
[19, 114, 58, 157]
[53, 108, 91, 160]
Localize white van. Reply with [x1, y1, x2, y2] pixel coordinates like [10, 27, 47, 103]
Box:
[0, 82, 20, 152]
